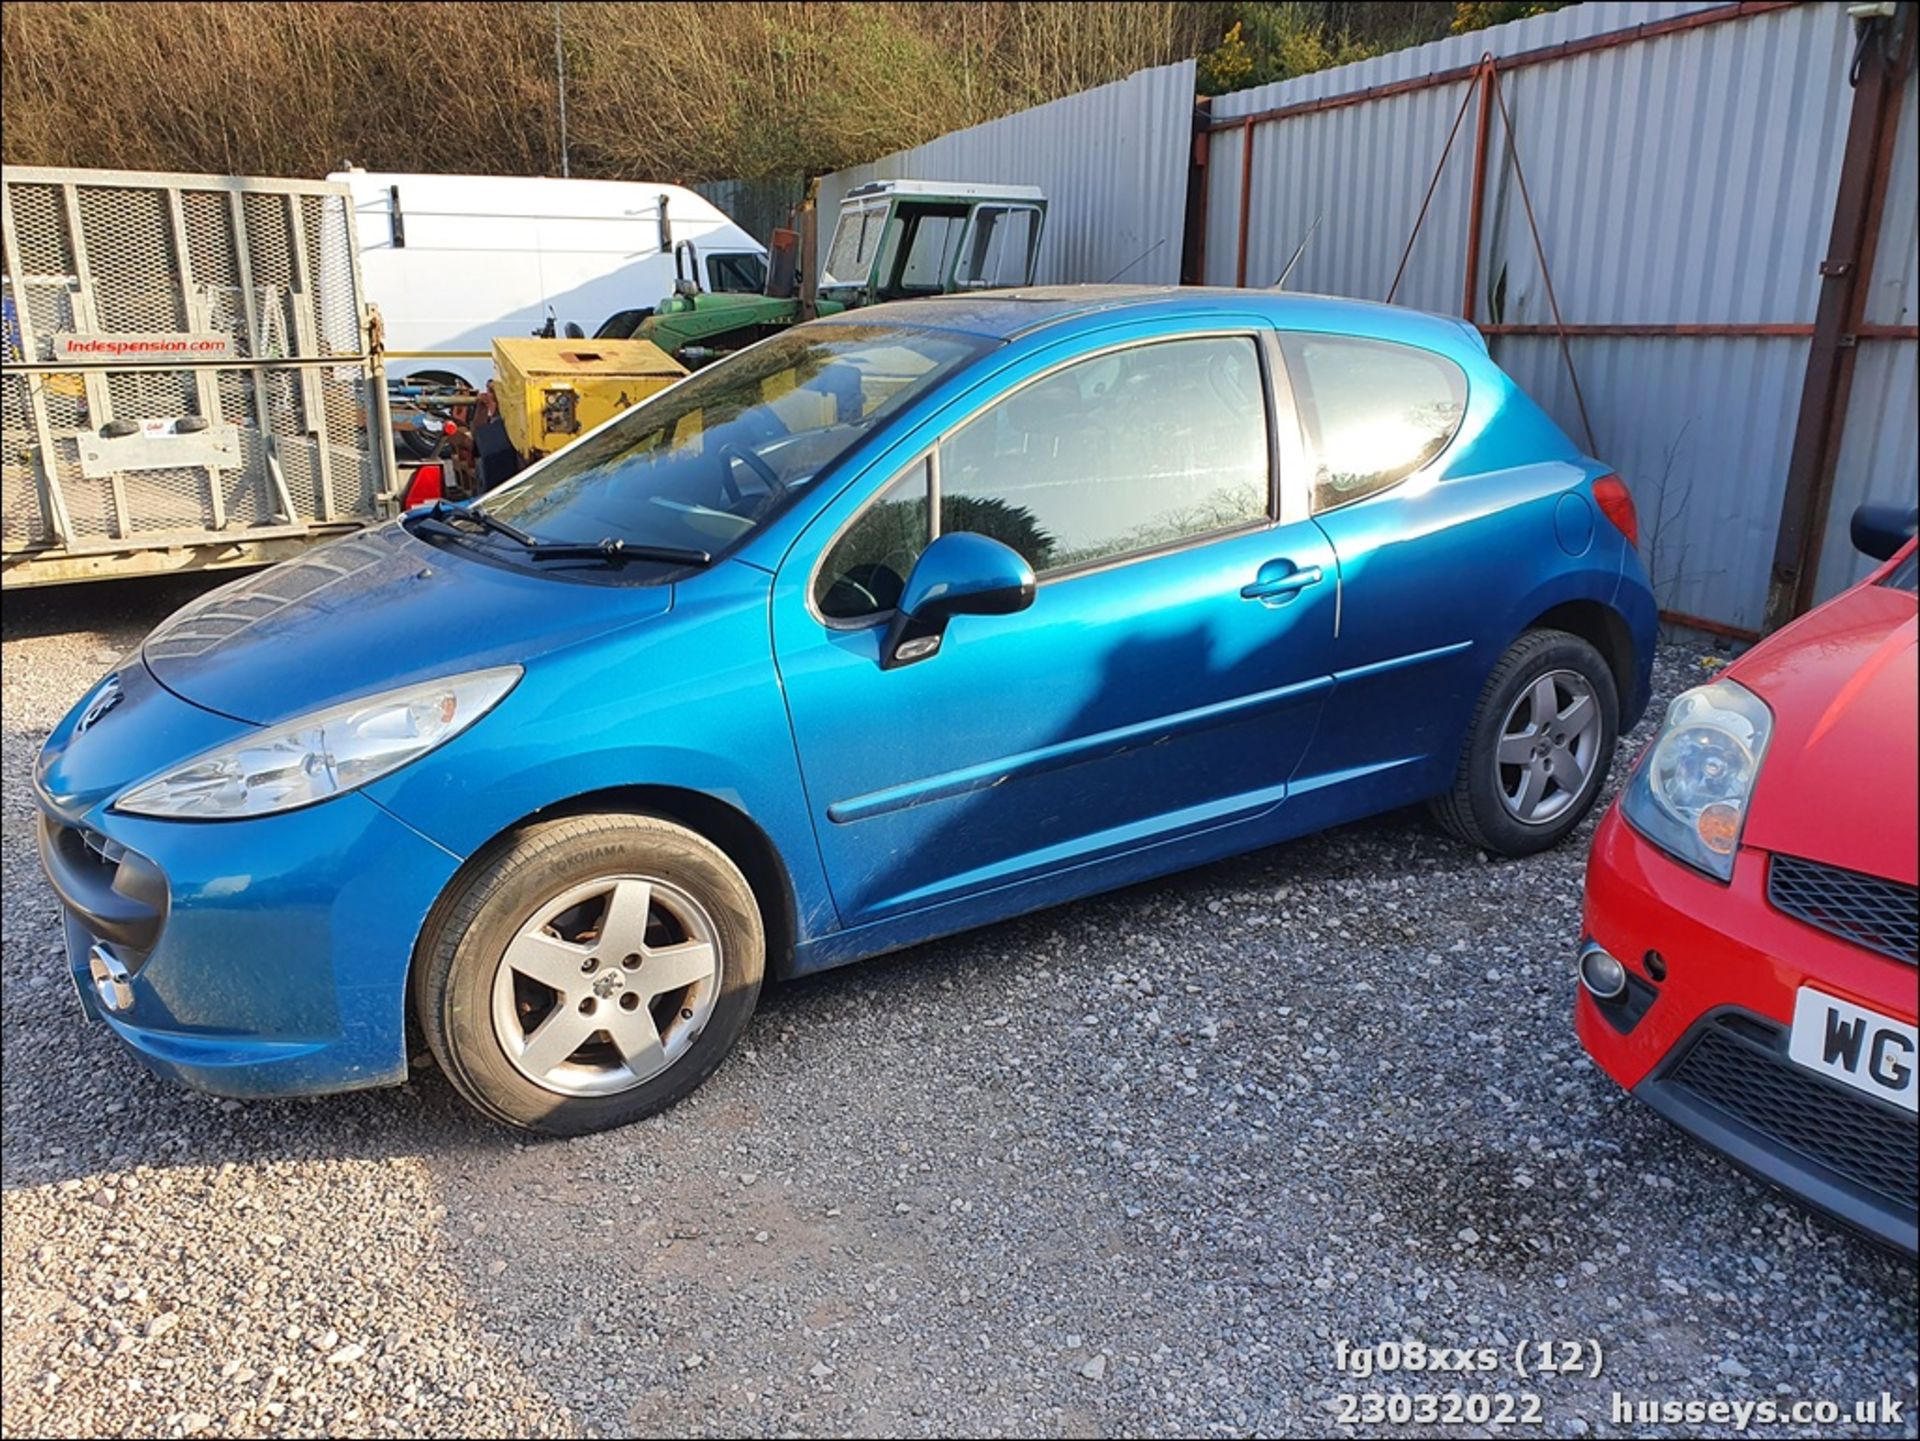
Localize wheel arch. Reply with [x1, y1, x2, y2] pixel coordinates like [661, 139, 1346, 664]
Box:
[403, 783, 800, 1053]
[1524, 598, 1635, 707]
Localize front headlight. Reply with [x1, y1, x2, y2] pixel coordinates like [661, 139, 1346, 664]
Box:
[114, 666, 520, 819]
[1619, 677, 1772, 881]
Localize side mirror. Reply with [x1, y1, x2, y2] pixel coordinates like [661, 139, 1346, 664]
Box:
[881, 532, 1036, 669]
[1852, 503, 1919, 562]
[562, 321, 585, 340]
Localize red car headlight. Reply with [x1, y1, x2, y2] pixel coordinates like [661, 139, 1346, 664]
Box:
[1620, 678, 1773, 882]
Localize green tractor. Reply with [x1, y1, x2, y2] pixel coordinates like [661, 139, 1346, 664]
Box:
[601, 180, 1047, 365]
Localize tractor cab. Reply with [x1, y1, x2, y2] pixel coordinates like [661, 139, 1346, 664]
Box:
[624, 180, 1046, 366]
[820, 180, 1047, 304]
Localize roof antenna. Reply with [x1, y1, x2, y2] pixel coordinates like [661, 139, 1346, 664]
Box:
[1272, 214, 1322, 290]
[1102, 237, 1168, 285]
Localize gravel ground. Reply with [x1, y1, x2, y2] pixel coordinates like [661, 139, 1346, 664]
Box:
[3, 576, 1915, 1440]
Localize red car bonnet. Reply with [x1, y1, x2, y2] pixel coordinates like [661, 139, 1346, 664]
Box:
[1729, 546, 1918, 887]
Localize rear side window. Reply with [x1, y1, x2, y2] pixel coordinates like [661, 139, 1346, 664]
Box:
[1281, 334, 1467, 512]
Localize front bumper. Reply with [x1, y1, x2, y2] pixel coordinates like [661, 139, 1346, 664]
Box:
[39, 794, 461, 1098]
[1576, 803, 1918, 1254]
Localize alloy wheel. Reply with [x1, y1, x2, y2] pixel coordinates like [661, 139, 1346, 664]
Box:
[490, 874, 722, 1097]
[1495, 668, 1602, 826]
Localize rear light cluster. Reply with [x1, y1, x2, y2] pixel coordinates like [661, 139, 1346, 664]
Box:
[1593, 474, 1639, 548]
[402, 463, 445, 509]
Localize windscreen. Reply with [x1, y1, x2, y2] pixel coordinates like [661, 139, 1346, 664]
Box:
[476, 324, 992, 559]
[821, 200, 890, 287]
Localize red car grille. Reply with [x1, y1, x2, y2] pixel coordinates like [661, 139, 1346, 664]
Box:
[1669, 1022, 1918, 1210]
[1767, 854, 1918, 966]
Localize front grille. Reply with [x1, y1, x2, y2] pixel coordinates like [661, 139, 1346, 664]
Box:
[1669, 1021, 1918, 1209]
[1768, 854, 1918, 965]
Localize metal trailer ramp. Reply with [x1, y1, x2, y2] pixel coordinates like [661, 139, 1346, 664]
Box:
[2, 166, 397, 588]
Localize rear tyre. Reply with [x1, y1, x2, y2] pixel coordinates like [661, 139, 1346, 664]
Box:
[1429, 628, 1619, 857]
[415, 814, 764, 1135]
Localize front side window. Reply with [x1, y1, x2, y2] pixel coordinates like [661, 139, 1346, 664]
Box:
[1280, 333, 1468, 512]
[476, 324, 990, 563]
[815, 463, 932, 619]
[813, 335, 1271, 620]
[893, 211, 967, 292]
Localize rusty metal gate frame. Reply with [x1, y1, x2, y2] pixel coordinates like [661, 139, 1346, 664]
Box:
[1194, 0, 1920, 639]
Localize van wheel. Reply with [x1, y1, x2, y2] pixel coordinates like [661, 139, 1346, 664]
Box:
[415, 815, 764, 1134]
[1429, 628, 1619, 857]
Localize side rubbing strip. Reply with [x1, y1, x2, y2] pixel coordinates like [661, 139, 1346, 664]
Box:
[827, 673, 1334, 824]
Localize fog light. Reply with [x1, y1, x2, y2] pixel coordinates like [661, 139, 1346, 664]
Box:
[88, 942, 134, 1013]
[1578, 944, 1627, 1001]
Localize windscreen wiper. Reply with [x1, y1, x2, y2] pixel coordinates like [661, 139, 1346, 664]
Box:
[524, 537, 713, 567]
[415, 498, 541, 548]
[413, 501, 709, 567]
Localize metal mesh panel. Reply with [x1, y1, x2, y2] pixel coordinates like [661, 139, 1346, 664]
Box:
[39, 374, 90, 429]
[1769, 855, 1918, 965]
[180, 190, 239, 285]
[1669, 1020, 1919, 1208]
[7, 183, 71, 272]
[54, 437, 115, 541]
[123, 468, 217, 534]
[5, 277, 79, 364]
[216, 369, 271, 529]
[106, 369, 197, 422]
[6, 184, 79, 364]
[5, 361, 382, 554]
[303, 194, 364, 356]
[4, 170, 385, 569]
[2, 372, 47, 545]
[7, 174, 363, 364]
[240, 194, 294, 287]
[77, 185, 186, 333]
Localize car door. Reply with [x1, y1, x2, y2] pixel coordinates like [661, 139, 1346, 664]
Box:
[771, 323, 1341, 929]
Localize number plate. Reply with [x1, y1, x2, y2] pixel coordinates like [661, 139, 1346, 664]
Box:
[1787, 987, 1918, 1114]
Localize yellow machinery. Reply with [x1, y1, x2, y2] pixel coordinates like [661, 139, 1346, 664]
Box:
[490, 336, 686, 463]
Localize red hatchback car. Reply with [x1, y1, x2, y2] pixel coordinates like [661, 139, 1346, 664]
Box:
[1577, 505, 1919, 1254]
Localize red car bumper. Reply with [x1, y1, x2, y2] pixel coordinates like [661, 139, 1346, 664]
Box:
[1576, 802, 1918, 1254]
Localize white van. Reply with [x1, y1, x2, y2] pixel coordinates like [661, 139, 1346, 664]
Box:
[330, 170, 768, 392]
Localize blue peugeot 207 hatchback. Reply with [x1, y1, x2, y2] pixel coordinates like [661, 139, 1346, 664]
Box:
[37, 286, 1656, 1133]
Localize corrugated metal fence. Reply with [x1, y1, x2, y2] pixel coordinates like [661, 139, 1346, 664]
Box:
[691, 177, 806, 247]
[799, 0, 1915, 638]
[817, 60, 1197, 288]
[1202, 0, 1916, 634]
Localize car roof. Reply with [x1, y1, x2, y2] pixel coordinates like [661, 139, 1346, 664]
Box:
[824, 285, 1484, 351]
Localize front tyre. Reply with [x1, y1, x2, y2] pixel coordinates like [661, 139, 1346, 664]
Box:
[1429, 628, 1619, 857]
[416, 814, 764, 1134]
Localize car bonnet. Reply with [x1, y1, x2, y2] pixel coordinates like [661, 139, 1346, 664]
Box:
[1732, 580, 1918, 886]
[139, 522, 672, 726]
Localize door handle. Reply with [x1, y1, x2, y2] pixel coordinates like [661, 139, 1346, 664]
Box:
[1240, 563, 1323, 604]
